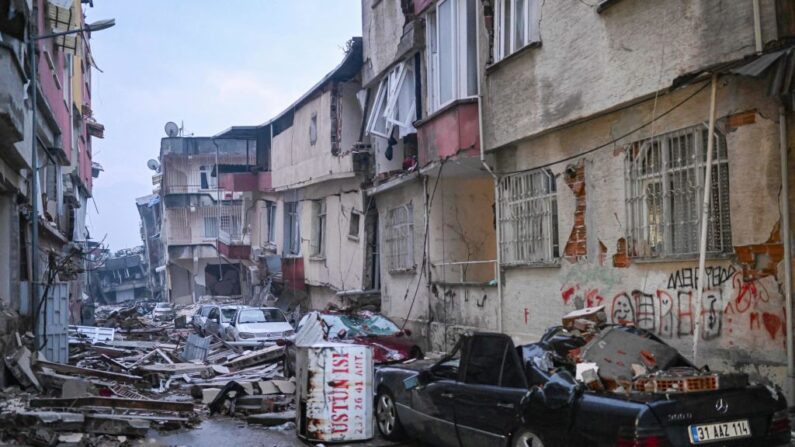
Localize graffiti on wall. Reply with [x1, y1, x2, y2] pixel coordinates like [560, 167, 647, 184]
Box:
[560, 266, 785, 343]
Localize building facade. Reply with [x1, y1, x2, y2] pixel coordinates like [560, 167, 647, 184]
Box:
[357, 0, 795, 394]
[0, 0, 107, 383]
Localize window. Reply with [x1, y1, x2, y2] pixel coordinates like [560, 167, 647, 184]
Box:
[625, 125, 731, 258]
[203, 216, 218, 238]
[464, 335, 508, 386]
[310, 199, 327, 257]
[366, 60, 416, 139]
[63, 54, 73, 105]
[495, 0, 541, 61]
[426, 0, 478, 112]
[499, 169, 559, 264]
[284, 201, 301, 256]
[220, 214, 242, 239]
[309, 112, 318, 145]
[386, 204, 414, 271]
[348, 211, 361, 239]
[266, 201, 276, 244]
[199, 165, 217, 190]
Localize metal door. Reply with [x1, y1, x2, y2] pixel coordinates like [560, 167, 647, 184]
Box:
[37, 282, 69, 363]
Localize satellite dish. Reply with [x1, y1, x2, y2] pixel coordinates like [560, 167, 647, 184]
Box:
[146, 159, 160, 171]
[164, 121, 180, 137]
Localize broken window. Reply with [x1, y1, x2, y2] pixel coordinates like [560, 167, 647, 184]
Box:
[625, 125, 731, 258]
[426, 0, 478, 112]
[309, 112, 318, 146]
[284, 201, 301, 256]
[348, 211, 361, 239]
[366, 60, 416, 139]
[495, 0, 541, 61]
[310, 199, 326, 257]
[499, 169, 559, 265]
[386, 203, 414, 271]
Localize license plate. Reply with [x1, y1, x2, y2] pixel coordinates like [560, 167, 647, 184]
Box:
[688, 420, 751, 444]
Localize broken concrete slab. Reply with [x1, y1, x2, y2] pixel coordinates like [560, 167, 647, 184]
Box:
[84, 414, 150, 437]
[246, 410, 295, 426]
[222, 345, 284, 371]
[4, 346, 43, 392]
[61, 377, 97, 398]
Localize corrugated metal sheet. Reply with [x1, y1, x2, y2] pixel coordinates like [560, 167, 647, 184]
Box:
[38, 282, 69, 363]
[296, 343, 374, 442]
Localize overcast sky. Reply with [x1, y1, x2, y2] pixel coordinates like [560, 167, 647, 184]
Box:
[85, 1, 362, 251]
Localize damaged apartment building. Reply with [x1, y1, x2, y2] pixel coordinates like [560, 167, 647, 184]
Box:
[0, 0, 107, 377]
[359, 0, 795, 395]
[215, 37, 376, 313]
[157, 136, 257, 305]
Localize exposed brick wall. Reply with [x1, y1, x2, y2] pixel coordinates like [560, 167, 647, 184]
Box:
[563, 161, 587, 259]
[735, 221, 784, 280]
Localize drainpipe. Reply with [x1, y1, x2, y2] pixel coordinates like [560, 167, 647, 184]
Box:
[752, 0, 763, 54]
[475, 11, 503, 333]
[693, 73, 719, 364]
[779, 104, 794, 403]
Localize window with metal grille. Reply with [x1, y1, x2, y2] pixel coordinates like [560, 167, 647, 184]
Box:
[625, 125, 731, 258]
[498, 169, 559, 264]
[386, 204, 414, 271]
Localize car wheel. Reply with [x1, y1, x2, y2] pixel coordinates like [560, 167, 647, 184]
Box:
[512, 428, 546, 447]
[376, 388, 405, 441]
[410, 346, 423, 359]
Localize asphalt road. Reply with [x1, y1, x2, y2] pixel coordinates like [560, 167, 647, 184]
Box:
[139, 417, 414, 447]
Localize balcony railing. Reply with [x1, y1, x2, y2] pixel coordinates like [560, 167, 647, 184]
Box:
[164, 204, 244, 246]
[161, 153, 255, 195]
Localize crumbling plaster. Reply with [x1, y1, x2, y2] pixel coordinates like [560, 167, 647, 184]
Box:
[480, 0, 779, 151]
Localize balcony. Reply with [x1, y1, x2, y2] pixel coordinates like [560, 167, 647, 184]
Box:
[0, 42, 28, 167]
[161, 153, 255, 195]
[218, 171, 272, 192]
[217, 229, 251, 260]
[416, 99, 480, 167]
[164, 204, 244, 246]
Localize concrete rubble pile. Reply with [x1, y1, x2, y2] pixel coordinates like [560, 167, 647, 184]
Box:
[1, 304, 296, 446]
[527, 306, 751, 396]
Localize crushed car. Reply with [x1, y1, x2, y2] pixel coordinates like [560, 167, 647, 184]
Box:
[285, 310, 422, 375]
[374, 308, 789, 447]
[150, 302, 176, 322]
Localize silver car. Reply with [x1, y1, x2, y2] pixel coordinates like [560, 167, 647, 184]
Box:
[151, 302, 176, 321]
[203, 305, 247, 340]
[191, 304, 215, 334]
[226, 307, 294, 342]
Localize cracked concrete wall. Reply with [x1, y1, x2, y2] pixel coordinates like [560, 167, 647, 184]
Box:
[495, 77, 790, 389]
[361, 0, 407, 87]
[480, 0, 780, 152]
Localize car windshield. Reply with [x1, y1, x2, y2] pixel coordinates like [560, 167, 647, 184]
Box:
[221, 308, 238, 322]
[200, 307, 212, 317]
[322, 313, 400, 338]
[238, 309, 286, 324]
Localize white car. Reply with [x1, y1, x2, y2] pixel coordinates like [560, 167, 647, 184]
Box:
[226, 307, 294, 342]
[203, 305, 247, 340]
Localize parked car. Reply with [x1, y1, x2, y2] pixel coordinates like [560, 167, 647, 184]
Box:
[203, 305, 247, 340]
[225, 307, 294, 342]
[373, 328, 790, 447]
[151, 302, 175, 322]
[285, 311, 422, 376]
[191, 304, 215, 333]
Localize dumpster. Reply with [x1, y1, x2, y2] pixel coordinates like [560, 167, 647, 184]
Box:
[296, 342, 374, 443]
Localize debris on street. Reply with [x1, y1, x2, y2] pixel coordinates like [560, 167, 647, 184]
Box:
[0, 302, 294, 446]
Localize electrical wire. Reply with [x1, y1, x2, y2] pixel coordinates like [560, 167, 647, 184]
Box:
[500, 80, 711, 176]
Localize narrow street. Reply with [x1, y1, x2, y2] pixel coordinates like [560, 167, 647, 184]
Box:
[2, 0, 795, 446]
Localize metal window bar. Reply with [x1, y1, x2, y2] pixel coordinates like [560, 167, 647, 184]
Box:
[498, 169, 558, 264]
[387, 204, 414, 271]
[625, 125, 731, 258]
[162, 153, 254, 194]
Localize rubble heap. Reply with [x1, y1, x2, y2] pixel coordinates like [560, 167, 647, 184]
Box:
[1, 304, 295, 446]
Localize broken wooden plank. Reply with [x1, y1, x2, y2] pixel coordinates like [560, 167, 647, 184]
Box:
[98, 354, 129, 371]
[137, 363, 211, 376]
[222, 345, 284, 371]
[29, 397, 194, 412]
[35, 360, 143, 383]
